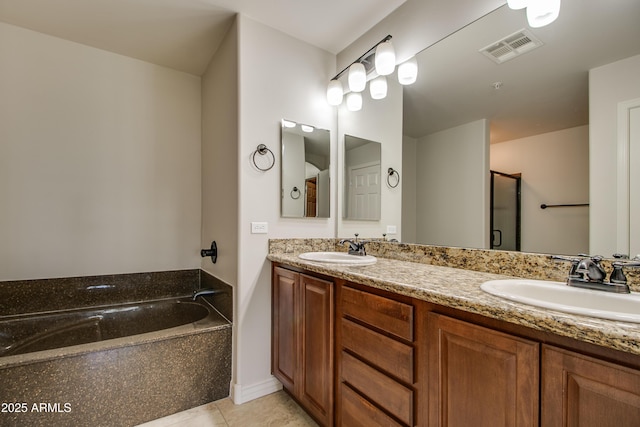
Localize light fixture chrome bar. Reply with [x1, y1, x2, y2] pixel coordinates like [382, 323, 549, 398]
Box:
[330, 35, 392, 81]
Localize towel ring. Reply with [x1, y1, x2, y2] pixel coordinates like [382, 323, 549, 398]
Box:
[252, 144, 275, 171]
[387, 167, 400, 188]
[290, 186, 301, 199]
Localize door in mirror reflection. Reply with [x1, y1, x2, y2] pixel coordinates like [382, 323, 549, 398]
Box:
[343, 135, 381, 220]
[491, 171, 521, 251]
[281, 120, 330, 218]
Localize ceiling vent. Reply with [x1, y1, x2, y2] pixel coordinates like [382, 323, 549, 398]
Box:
[479, 29, 543, 64]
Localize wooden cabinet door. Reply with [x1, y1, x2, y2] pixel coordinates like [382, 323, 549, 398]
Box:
[272, 267, 334, 426]
[299, 273, 334, 426]
[272, 266, 300, 391]
[542, 345, 640, 427]
[426, 313, 539, 427]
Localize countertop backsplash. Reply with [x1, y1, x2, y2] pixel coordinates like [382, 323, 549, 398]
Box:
[268, 238, 639, 292]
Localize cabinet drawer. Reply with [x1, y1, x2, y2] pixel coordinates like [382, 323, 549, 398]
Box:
[341, 383, 403, 427]
[342, 351, 413, 425]
[342, 286, 413, 341]
[342, 318, 414, 384]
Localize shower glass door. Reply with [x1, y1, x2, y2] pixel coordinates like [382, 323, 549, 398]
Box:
[490, 171, 521, 251]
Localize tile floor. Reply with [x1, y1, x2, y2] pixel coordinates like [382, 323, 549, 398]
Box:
[137, 390, 318, 427]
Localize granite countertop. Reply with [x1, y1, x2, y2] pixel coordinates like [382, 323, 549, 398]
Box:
[268, 252, 640, 357]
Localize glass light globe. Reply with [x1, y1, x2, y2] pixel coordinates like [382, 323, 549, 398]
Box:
[375, 41, 396, 76]
[527, 0, 561, 28]
[348, 62, 366, 92]
[346, 92, 362, 111]
[507, 0, 528, 10]
[397, 57, 418, 85]
[326, 79, 343, 106]
[369, 76, 387, 100]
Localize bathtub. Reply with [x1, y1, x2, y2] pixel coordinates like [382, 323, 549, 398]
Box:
[0, 270, 232, 427]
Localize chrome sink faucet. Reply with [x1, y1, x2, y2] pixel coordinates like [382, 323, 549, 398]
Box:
[552, 255, 640, 293]
[339, 233, 369, 256]
[575, 255, 606, 282]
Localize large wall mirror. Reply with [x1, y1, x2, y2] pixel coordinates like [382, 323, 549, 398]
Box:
[399, 0, 640, 256]
[281, 119, 331, 218]
[343, 135, 382, 220]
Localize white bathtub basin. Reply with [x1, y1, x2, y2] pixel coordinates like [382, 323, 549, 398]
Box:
[298, 251, 377, 266]
[481, 279, 640, 323]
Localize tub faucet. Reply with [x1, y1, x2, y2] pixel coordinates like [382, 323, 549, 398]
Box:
[192, 289, 221, 300]
[339, 233, 369, 256]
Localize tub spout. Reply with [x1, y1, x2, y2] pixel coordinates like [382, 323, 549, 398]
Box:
[192, 289, 222, 300]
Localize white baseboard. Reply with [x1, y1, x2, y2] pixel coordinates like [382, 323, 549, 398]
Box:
[230, 376, 283, 405]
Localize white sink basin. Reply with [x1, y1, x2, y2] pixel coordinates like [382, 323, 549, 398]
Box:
[481, 279, 640, 323]
[298, 251, 377, 266]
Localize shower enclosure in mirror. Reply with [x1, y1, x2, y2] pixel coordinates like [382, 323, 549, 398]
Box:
[343, 135, 381, 221]
[280, 120, 330, 218]
[490, 171, 521, 251]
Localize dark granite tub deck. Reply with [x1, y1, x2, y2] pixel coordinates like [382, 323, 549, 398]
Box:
[0, 269, 233, 427]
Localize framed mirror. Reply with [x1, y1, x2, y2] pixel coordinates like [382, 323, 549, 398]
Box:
[343, 135, 381, 220]
[399, 0, 640, 255]
[280, 119, 330, 218]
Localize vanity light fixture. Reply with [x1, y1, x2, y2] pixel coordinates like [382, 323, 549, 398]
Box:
[325, 35, 418, 109]
[397, 57, 418, 85]
[348, 62, 367, 92]
[526, 0, 561, 28]
[326, 79, 344, 106]
[507, 0, 561, 28]
[282, 119, 296, 128]
[301, 125, 314, 133]
[374, 40, 396, 76]
[346, 92, 363, 111]
[369, 76, 388, 100]
[507, 0, 528, 10]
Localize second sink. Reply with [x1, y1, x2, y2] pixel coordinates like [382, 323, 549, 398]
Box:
[481, 279, 640, 323]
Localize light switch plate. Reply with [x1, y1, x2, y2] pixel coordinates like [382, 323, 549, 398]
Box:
[386, 225, 397, 234]
[251, 222, 268, 234]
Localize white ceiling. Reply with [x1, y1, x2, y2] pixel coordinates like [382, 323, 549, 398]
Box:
[0, 0, 406, 75]
[403, 0, 640, 143]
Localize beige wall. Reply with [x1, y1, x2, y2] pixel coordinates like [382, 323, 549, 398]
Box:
[233, 15, 336, 403]
[201, 19, 239, 288]
[402, 135, 418, 242]
[414, 120, 490, 249]
[0, 22, 202, 281]
[491, 125, 589, 255]
[589, 54, 640, 256]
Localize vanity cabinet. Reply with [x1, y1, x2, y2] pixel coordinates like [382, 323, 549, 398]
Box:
[271, 261, 640, 427]
[272, 266, 334, 426]
[542, 345, 640, 426]
[336, 283, 417, 427]
[424, 313, 539, 427]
